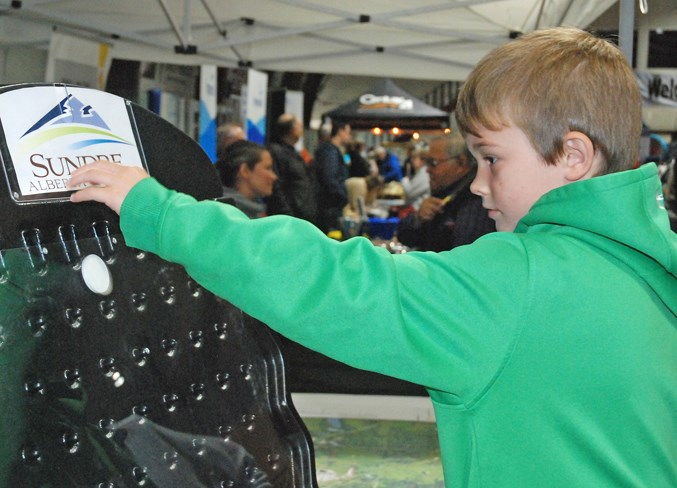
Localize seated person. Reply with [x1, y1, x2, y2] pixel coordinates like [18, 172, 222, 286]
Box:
[215, 140, 277, 219]
[401, 147, 430, 210]
[396, 134, 495, 251]
[374, 146, 403, 182]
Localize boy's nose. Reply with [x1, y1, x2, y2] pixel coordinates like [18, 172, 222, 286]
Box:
[470, 171, 486, 196]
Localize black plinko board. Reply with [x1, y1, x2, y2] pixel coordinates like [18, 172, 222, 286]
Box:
[0, 83, 316, 488]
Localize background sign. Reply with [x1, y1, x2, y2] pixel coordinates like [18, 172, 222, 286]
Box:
[245, 68, 268, 144]
[199, 65, 217, 161]
[637, 71, 677, 107]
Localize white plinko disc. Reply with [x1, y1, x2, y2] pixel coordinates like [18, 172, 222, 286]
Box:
[81, 254, 113, 295]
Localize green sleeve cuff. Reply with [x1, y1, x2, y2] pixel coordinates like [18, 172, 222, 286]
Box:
[119, 177, 176, 255]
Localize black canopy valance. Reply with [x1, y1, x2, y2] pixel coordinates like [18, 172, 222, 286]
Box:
[322, 78, 450, 131]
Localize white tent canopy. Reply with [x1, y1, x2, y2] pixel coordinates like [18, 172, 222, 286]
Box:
[1, 0, 618, 81]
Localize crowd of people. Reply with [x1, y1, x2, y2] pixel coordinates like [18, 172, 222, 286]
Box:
[212, 113, 498, 251]
[211, 112, 677, 248]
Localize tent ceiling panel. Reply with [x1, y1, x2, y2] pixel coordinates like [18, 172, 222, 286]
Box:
[0, 0, 620, 81]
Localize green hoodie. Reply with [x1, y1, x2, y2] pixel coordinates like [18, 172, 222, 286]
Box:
[121, 163, 676, 487]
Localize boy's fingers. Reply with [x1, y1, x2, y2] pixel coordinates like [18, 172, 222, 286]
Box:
[67, 161, 127, 188]
[69, 185, 110, 204]
[68, 161, 149, 190]
[67, 171, 107, 189]
[67, 161, 149, 215]
[69, 182, 126, 214]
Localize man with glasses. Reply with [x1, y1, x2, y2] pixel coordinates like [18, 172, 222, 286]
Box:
[396, 134, 495, 251]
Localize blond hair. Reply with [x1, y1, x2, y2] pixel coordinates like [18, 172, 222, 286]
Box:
[455, 27, 641, 174]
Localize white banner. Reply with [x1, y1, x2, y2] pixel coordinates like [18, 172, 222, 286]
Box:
[199, 65, 217, 161]
[245, 69, 268, 144]
[636, 71, 677, 108]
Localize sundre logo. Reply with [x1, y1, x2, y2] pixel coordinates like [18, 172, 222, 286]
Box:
[17, 94, 135, 193]
[19, 93, 133, 154]
[0, 85, 144, 199]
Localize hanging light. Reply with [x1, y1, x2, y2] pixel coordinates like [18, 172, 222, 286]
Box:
[372, 127, 382, 135]
[638, 0, 648, 14]
[392, 127, 400, 135]
[412, 132, 420, 140]
[443, 128, 451, 134]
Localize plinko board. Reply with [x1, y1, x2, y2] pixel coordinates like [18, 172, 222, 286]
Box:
[0, 83, 316, 488]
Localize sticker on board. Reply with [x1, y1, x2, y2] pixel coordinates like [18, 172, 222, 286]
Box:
[0, 84, 147, 203]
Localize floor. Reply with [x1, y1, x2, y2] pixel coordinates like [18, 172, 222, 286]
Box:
[304, 418, 444, 488]
[294, 394, 444, 488]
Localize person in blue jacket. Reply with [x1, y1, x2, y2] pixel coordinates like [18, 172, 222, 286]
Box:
[374, 146, 403, 183]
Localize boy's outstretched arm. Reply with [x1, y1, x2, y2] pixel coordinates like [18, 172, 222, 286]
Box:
[68, 161, 149, 214]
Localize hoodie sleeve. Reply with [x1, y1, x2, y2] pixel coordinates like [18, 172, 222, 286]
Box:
[120, 177, 529, 402]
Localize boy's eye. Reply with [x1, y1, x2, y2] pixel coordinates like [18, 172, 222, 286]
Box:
[485, 156, 497, 165]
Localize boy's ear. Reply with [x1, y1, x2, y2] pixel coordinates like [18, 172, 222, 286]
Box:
[562, 131, 598, 181]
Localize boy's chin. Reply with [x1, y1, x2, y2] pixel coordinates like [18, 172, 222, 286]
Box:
[494, 219, 516, 233]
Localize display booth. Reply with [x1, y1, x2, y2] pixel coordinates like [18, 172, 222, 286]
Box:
[0, 83, 316, 487]
[322, 78, 450, 131]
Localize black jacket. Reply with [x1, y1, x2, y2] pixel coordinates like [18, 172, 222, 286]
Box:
[314, 141, 349, 231]
[266, 141, 318, 224]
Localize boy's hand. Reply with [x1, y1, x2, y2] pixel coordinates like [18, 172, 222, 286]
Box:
[68, 161, 149, 215]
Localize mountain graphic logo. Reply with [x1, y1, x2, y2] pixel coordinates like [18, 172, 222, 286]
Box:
[18, 94, 135, 155]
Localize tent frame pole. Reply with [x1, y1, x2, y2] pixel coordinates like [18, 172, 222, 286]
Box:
[156, 0, 189, 49]
[618, 0, 635, 64]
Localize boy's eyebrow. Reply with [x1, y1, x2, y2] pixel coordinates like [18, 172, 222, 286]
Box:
[470, 140, 494, 151]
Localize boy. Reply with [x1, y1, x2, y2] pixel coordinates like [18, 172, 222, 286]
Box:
[69, 28, 676, 487]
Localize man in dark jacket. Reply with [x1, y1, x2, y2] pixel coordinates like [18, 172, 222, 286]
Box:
[266, 114, 318, 225]
[397, 134, 495, 251]
[314, 121, 352, 233]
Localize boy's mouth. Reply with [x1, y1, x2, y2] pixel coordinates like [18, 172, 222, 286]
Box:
[484, 207, 499, 219]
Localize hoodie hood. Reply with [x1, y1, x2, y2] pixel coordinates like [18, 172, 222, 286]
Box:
[516, 163, 677, 317]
